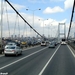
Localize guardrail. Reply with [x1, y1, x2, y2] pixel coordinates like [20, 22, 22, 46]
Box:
[67, 41, 75, 50]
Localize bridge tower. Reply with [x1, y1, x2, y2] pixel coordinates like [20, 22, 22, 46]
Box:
[58, 23, 66, 41]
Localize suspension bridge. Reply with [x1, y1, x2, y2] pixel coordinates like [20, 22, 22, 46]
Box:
[0, 0, 75, 75]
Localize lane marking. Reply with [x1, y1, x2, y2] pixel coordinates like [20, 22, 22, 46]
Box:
[0, 55, 4, 57]
[67, 45, 75, 57]
[0, 46, 48, 70]
[39, 45, 60, 75]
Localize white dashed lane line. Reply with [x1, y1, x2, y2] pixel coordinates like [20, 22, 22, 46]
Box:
[39, 45, 60, 75]
[67, 45, 75, 58]
[0, 46, 48, 70]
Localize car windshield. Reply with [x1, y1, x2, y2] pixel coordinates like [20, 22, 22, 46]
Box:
[7, 44, 13, 45]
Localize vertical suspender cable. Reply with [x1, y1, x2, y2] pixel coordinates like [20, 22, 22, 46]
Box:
[13, 14, 18, 38]
[5, 1, 10, 37]
[30, 28, 32, 36]
[26, 23, 27, 37]
[23, 22, 26, 37]
[17, 15, 20, 38]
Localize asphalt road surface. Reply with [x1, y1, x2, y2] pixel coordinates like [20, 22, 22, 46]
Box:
[0, 44, 75, 75]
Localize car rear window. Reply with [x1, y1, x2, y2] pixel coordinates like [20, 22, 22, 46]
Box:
[50, 42, 54, 44]
[8, 44, 13, 45]
[6, 47, 15, 49]
[42, 41, 45, 43]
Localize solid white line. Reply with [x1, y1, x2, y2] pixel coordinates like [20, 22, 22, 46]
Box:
[0, 46, 48, 70]
[67, 45, 75, 57]
[39, 45, 60, 75]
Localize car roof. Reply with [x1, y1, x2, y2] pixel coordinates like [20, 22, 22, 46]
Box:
[5, 45, 17, 47]
[7, 42, 16, 44]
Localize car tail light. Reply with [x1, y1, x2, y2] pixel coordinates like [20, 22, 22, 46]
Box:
[12, 50, 15, 52]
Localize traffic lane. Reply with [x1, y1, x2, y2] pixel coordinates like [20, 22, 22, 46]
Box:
[0, 45, 59, 75]
[42, 45, 75, 75]
[0, 45, 46, 68]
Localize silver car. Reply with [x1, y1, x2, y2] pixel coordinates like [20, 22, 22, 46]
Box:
[4, 46, 22, 56]
[48, 42, 55, 48]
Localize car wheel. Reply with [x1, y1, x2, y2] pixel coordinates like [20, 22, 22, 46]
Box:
[15, 52, 18, 56]
[2, 51, 4, 54]
[20, 51, 22, 55]
[5, 54, 8, 57]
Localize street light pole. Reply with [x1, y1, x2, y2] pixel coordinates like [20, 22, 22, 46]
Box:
[26, 8, 41, 37]
[48, 24, 49, 38]
[48, 20, 55, 38]
[43, 20, 44, 36]
[39, 19, 44, 37]
[39, 19, 48, 37]
[51, 24, 52, 38]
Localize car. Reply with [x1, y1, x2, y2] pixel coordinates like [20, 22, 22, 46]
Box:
[41, 41, 47, 46]
[61, 41, 66, 45]
[48, 42, 55, 48]
[4, 46, 22, 56]
[20, 41, 28, 48]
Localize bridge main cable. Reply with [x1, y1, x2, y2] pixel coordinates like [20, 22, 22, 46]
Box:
[5, 0, 43, 38]
[67, 0, 75, 39]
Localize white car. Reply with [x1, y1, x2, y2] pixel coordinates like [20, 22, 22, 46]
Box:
[4, 46, 22, 56]
[61, 41, 66, 45]
[41, 41, 47, 46]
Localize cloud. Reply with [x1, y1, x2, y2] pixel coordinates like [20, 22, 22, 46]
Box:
[64, 0, 74, 9]
[0, 1, 69, 38]
[0, 1, 25, 13]
[0, 12, 42, 37]
[1, 10, 68, 37]
[11, 3, 25, 10]
[43, 6, 64, 14]
[38, 18, 68, 37]
[59, 19, 67, 23]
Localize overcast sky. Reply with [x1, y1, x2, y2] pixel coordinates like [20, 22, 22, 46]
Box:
[0, 0, 74, 38]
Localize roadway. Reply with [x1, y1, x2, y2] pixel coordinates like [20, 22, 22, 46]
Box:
[0, 44, 75, 75]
